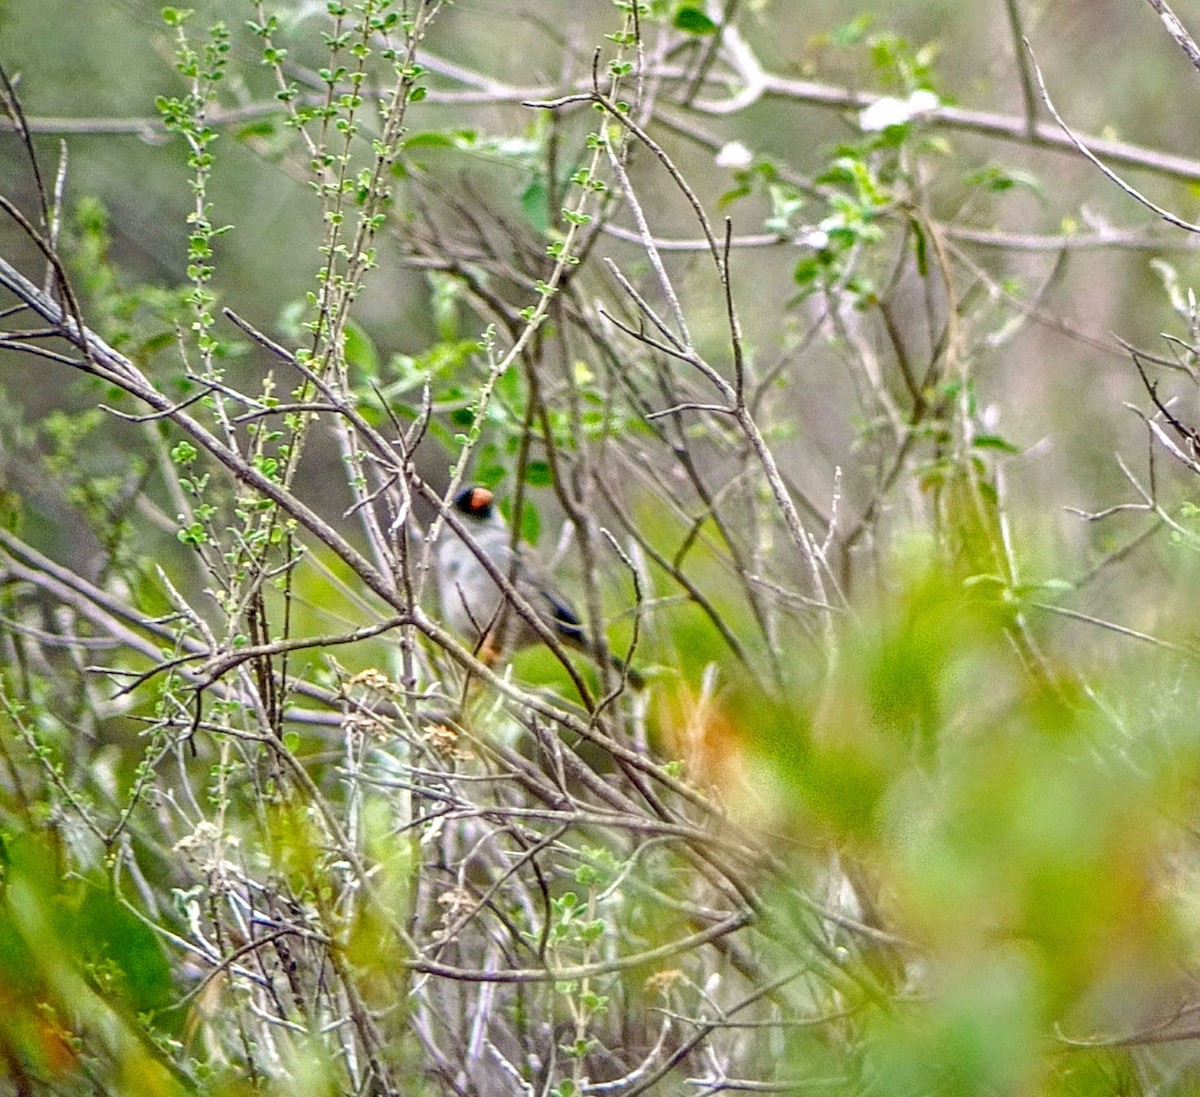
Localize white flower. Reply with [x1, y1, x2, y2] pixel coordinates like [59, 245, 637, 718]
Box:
[859, 96, 907, 132]
[909, 89, 939, 114]
[858, 89, 940, 132]
[715, 141, 753, 169]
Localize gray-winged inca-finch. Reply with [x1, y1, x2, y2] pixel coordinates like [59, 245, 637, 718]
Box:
[436, 485, 642, 688]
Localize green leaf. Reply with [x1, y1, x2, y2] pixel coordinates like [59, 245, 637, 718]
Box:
[910, 216, 929, 277]
[235, 119, 277, 140]
[673, 6, 718, 34]
[520, 177, 550, 235]
[403, 131, 456, 148]
[793, 255, 825, 287]
[831, 14, 873, 47]
[718, 182, 753, 207]
[518, 500, 541, 545]
[344, 319, 379, 377]
[971, 434, 1020, 454]
[1033, 578, 1074, 594]
[964, 165, 1045, 198]
[74, 887, 175, 1017]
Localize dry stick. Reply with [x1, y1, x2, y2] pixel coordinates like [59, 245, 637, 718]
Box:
[3, 556, 423, 981]
[944, 235, 1127, 359]
[1030, 601, 1198, 657]
[0, 65, 54, 243]
[636, 353, 786, 661]
[1025, 38, 1200, 234]
[590, 273, 824, 631]
[1, 264, 610, 760]
[1003, 0, 1040, 136]
[620, 964, 818, 1097]
[943, 224, 1200, 252]
[680, 0, 740, 107]
[596, 135, 697, 349]
[594, 476, 750, 667]
[584, 95, 843, 636]
[43, 140, 68, 297]
[11, 55, 1200, 184]
[117, 618, 412, 699]
[223, 308, 402, 590]
[418, 31, 640, 612]
[1143, 0, 1200, 73]
[0, 190, 93, 372]
[0, 254, 404, 611]
[551, 331, 626, 704]
[224, 310, 408, 486]
[408, 911, 752, 984]
[752, 71, 1200, 183]
[411, 608, 734, 821]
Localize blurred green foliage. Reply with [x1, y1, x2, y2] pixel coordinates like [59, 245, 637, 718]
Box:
[6, 0, 1200, 1093]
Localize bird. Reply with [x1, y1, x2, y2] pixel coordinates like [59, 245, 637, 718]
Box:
[435, 484, 643, 688]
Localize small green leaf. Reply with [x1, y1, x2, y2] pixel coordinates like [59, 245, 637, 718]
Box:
[235, 120, 277, 140]
[1034, 578, 1075, 594]
[673, 6, 718, 34]
[520, 177, 550, 235]
[519, 501, 540, 545]
[965, 164, 1045, 198]
[910, 217, 929, 277]
[972, 434, 1020, 454]
[344, 318, 379, 376]
[831, 13, 873, 47]
[403, 131, 455, 148]
[793, 256, 825, 286]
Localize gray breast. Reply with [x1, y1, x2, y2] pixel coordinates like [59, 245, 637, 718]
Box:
[436, 531, 510, 639]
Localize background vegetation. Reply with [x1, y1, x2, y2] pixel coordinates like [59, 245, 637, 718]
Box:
[5, 1, 1200, 1093]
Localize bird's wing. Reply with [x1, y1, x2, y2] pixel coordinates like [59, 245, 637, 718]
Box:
[539, 588, 587, 645]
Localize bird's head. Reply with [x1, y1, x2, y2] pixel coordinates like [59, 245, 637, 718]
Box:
[452, 484, 496, 523]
